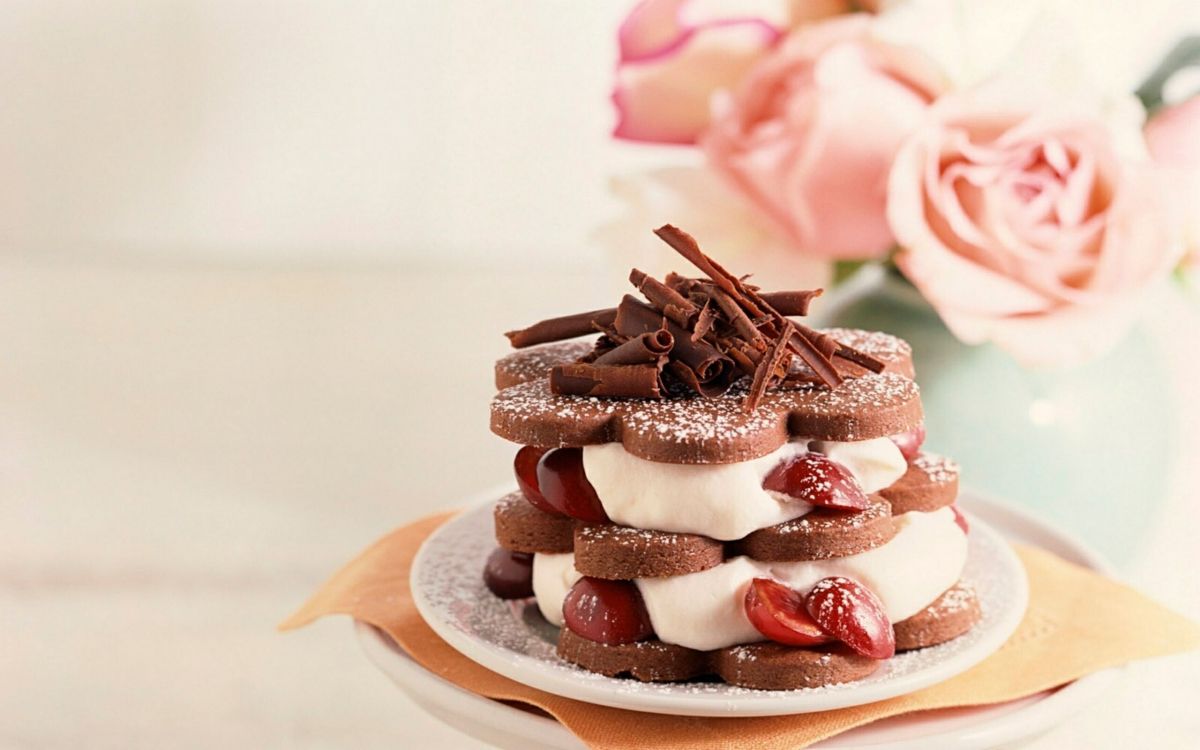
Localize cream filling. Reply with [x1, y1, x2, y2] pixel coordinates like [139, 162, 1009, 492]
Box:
[581, 437, 906, 541]
[531, 552, 581, 627]
[532, 507, 967, 652]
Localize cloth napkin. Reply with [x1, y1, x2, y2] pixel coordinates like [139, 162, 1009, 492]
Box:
[280, 511, 1200, 750]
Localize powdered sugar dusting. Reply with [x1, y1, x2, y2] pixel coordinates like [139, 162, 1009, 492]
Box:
[491, 372, 920, 462]
[914, 453, 960, 484]
[821, 328, 912, 362]
[495, 340, 594, 387]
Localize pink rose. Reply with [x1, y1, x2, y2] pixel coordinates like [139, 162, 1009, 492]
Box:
[701, 15, 944, 259]
[1145, 96, 1200, 267]
[889, 96, 1182, 366]
[613, 1, 851, 144]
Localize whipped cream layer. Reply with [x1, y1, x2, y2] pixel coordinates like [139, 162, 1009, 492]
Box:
[532, 507, 967, 651]
[531, 552, 581, 627]
[582, 436, 906, 541]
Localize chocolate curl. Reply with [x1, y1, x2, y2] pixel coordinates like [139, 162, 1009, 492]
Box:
[629, 268, 698, 328]
[550, 362, 662, 398]
[834, 345, 887, 373]
[505, 308, 617, 348]
[654, 225, 767, 318]
[691, 300, 716, 343]
[794, 323, 886, 374]
[706, 283, 765, 346]
[614, 295, 734, 396]
[593, 329, 674, 366]
[654, 224, 842, 387]
[746, 321, 795, 411]
[761, 289, 822, 317]
[579, 335, 617, 363]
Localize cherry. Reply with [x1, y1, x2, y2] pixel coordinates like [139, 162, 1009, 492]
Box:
[536, 448, 609, 522]
[805, 576, 895, 659]
[744, 578, 831, 647]
[951, 505, 969, 535]
[890, 424, 926, 461]
[563, 576, 654, 645]
[514, 446, 560, 515]
[763, 452, 869, 511]
[482, 547, 535, 599]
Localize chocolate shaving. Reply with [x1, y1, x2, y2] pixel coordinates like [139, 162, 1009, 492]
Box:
[707, 284, 764, 346]
[505, 308, 617, 349]
[747, 321, 795, 411]
[653, 225, 766, 318]
[518, 224, 883, 409]
[630, 268, 697, 328]
[691, 300, 716, 343]
[593, 330, 673, 366]
[655, 224, 843, 390]
[614, 296, 734, 392]
[550, 362, 662, 398]
[761, 290, 822, 317]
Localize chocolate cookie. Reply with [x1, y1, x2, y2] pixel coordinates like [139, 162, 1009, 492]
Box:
[495, 340, 594, 390]
[712, 642, 881, 690]
[736, 495, 899, 561]
[558, 630, 881, 689]
[894, 581, 982, 651]
[880, 453, 960, 514]
[493, 493, 575, 554]
[557, 628, 709, 682]
[573, 523, 725, 579]
[496, 328, 915, 391]
[492, 373, 922, 465]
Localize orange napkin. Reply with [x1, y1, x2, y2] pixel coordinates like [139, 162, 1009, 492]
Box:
[280, 511, 1200, 750]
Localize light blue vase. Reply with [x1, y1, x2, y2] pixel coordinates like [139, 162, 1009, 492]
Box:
[816, 267, 1177, 567]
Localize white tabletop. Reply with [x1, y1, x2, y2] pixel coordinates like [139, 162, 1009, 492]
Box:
[2, 260, 1198, 748]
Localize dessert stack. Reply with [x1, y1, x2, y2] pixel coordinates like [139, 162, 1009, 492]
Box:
[482, 226, 979, 689]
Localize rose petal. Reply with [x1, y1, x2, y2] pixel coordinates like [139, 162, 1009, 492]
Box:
[614, 21, 782, 144]
[888, 91, 1184, 366]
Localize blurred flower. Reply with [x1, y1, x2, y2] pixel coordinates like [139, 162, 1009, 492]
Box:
[1145, 96, 1200, 268]
[612, 1, 851, 144]
[889, 92, 1182, 367]
[700, 14, 944, 259]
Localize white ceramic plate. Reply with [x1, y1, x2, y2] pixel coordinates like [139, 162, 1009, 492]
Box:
[408, 486, 1029, 717]
[362, 489, 1117, 748]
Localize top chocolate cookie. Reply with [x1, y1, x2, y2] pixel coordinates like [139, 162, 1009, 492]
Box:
[491, 362, 922, 464]
[490, 225, 923, 463]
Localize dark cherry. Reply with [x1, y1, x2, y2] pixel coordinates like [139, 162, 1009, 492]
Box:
[562, 577, 654, 645]
[890, 424, 926, 461]
[482, 547, 535, 599]
[514, 445, 560, 515]
[536, 448, 609, 522]
[951, 505, 969, 535]
[745, 577, 831, 646]
[762, 452, 869, 511]
[806, 576, 895, 659]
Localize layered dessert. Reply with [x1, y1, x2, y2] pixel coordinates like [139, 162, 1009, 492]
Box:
[482, 226, 979, 689]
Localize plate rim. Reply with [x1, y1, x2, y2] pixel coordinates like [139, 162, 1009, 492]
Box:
[409, 485, 1031, 717]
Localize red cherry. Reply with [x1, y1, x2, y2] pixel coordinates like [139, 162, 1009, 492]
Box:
[482, 548, 534, 599]
[744, 578, 832, 646]
[763, 453, 869, 511]
[805, 576, 895, 659]
[514, 446, 560, 515]
[951, 505, 969, 535]
[890, 424, 926, 461]
[536, 448, 609, 522]
[562, 577, 654, 645]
